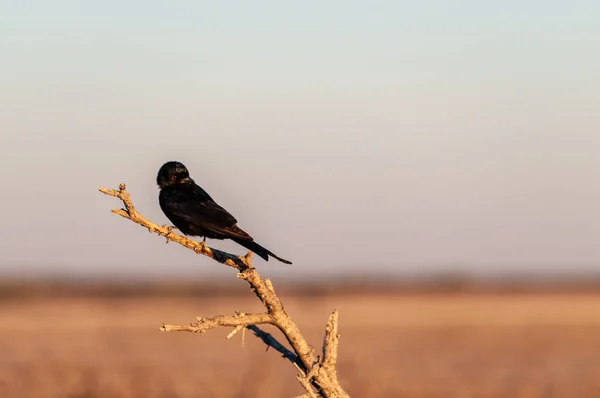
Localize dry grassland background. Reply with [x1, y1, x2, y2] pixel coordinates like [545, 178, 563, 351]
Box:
[2, 283, 600, 397]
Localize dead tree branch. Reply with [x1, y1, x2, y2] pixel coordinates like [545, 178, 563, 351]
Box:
[160, 312, 272, 333]
[99, 184, 348, 397]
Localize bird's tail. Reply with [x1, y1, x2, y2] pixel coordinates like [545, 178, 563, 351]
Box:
[232, 238, 292, 264]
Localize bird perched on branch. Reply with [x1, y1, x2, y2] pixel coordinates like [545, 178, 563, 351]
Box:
[156, 161, 292, 264]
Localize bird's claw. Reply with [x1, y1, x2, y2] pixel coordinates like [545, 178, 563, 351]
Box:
[163, 225, 178, 233]
[162, 225, 177, 243]
[193, 243, 205, 254]
[193, 237, 207, 253]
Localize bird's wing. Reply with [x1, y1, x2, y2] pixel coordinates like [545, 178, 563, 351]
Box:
[162, 195, 253, 241]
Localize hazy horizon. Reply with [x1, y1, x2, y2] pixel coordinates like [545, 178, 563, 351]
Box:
[1, 2, 599, 280]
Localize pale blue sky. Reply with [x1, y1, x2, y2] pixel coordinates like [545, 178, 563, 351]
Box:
[1, 1, 599, 280]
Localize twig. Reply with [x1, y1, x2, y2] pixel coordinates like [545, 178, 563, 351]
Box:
[226, 325, 244, 340]
[99, 185, 249, 270]
[160, 312, 272, 334]
[322, 310, 340, 370]
[322, 310, 341, 386]
[297, 374, 320, 398]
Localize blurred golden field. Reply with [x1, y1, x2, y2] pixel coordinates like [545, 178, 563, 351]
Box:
[2, 282, 600, 397]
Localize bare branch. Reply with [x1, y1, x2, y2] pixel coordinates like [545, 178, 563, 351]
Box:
[296, 374, 320, 398]
[99, 185, 250, 270]
[100, 184, 350, 398]
[160, 313, 272, 334]
[226, 325, 245, 340]
[322, 310, 340, 371]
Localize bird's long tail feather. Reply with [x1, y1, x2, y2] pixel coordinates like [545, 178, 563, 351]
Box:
[232, 238, 292, 264]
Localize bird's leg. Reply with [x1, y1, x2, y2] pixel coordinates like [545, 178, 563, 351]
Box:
[194, 237, 207, 254]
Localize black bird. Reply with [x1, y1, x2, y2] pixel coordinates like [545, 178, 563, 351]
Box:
[156, 161, 292, 264]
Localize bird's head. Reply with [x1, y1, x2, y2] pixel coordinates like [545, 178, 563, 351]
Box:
[157, 161, 192, 188]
